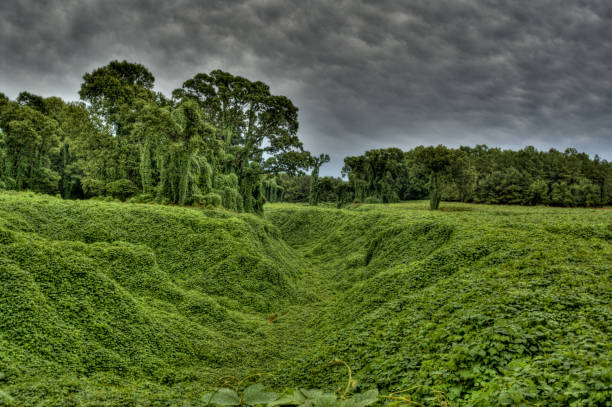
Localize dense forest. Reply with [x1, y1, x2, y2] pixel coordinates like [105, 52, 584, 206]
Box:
[1, 60, 611, 211]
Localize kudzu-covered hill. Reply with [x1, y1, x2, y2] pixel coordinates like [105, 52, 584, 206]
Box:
[0, 192, 610, 406]
[266, 203, 611, 406]
[0, 191, 306, 404]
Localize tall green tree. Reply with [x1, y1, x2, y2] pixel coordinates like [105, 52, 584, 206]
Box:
[309, 153, 330, 206]
[173, 70, 308, 211]
[0, 100, 60, 193]
[79, 60, 155, 133]
[79, 61, 157, 185]
[413, 145, 457, 210]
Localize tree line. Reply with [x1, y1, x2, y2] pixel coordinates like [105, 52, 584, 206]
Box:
[289, 145, 611, 209]
[1, 61, 610, 211]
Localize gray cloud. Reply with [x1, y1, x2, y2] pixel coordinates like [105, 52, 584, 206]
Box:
[2, 0, 612, 175]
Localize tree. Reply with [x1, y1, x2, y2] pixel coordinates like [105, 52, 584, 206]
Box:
[173, 70, 308, 210]
[79, 61, 157, 187]
[342, 148, 406, 202]
[106, 179, 138, 201]
[0, 101, 60, 192]
[276, 173, 311, 202]
[412, 145, 456, 210]
[309, 153, 330, 206]
[79, 60, 155, 133]
[448, 152, 476, 202]
[528, 178, 549, 205]
[155, 101, 215, 206]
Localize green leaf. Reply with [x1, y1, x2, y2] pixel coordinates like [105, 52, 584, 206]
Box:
[292, 389, 307, 404]
[297, 390, 338, 407]
[300, 389, 327, 400]
[267, 389, 308, 406]
[243, 384, 279, 406]
[348, 390, 379, 407]
[312, 394, 338, 407]
[202, 388, 241, 406]
[267, 394, 301, 407]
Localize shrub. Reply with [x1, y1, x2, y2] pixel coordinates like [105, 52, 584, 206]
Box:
[81, 178, 107, 198]
[202, 192, 222, 207]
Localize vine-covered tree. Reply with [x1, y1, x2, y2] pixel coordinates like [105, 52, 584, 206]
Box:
[173, 70, 310, 212]
[412, 145, 460, 209]
[0, 99, 60, 192]
[308, 153, 330, 206]
[343, 148, 406, 203]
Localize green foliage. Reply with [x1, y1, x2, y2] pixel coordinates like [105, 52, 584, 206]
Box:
[343, 149, 405, 204]
[3, 82, 612, 407]
[79, 59, 155, 135]
[362, 196, 382, 204]
[105, 178, 138, 201]
[1, 62, 314, 215]
[1, 185, 611, 405]
[275, 173, 311, 202]
[173, 69, 310, 212]
[263, 177, 284, 203]
[309, 154, 330, 206]
[342, 145, 612, 208]
[202, 192, 223, 207]
[81, 178, 106, 198]
[413, 145, 460, 210]
[527, 178, 549, 205]
[265, 202, 612, 406]
[0, 191, 303, 405]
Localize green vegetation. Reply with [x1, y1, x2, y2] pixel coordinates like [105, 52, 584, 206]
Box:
[3, 64, 610, 212]
[267, 202, 612, 406]
[308, 154, 330, 206]
[0, 191, 610, 405]
[0, 61, 313, 214]
[340, 146, 612, 209]
[0, 191, 304, 405]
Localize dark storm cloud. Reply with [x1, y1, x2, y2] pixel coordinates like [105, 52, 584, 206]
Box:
[2, 0, 612, 174]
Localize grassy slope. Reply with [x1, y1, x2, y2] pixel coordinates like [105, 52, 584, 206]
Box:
[265, 202, 611, 406]
[0, 193, 610, 406]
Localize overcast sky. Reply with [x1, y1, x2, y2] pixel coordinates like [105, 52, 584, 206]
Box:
[2, 0, 612, 175]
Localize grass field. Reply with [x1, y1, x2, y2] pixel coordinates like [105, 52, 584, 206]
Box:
[0, 192, 610, 406]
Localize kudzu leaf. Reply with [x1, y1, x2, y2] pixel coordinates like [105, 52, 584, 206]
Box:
[202, 388, 241, 406]
[243, 384, 279, 405]
[300, 389, 327, 400]
[347, 390, 378, 407]
[267, 394, 300, 407]
[311, 394, 337, 407]
[267, 390, 308, 407]
[293, 389, 306, 404]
